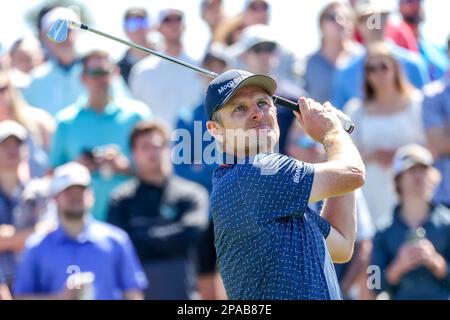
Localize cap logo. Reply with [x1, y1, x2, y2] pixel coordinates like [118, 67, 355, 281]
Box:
[217, 74, 249, 95]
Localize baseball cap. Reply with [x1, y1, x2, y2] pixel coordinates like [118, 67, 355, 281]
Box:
[0, 120, 27, 144]
[158, 6, 184, 25]
[393, 144, 434, 177]
[204, 69, 277, 120]
[229, 24, 277, 57]
[41, 7, 80, 33]
[354, 0, 390, 18]
[51, 162, 91, 196]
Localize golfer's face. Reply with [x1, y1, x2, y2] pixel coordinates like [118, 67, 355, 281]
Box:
[218, 85, 280, 155]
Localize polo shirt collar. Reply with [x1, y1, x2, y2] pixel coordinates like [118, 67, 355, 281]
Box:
[54, 218, 99, 244]
[76, 95, 121, 116]
[394, 203, 437, 228]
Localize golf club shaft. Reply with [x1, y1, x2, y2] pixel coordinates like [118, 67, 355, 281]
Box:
[69, 21, 354, 134]
[73, 21, 219, 79]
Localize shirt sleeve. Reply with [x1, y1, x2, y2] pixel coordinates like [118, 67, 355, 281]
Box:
[238, 153, 314, 222]
[12, 246, 39, 296]
[115, 233, 148, 293]
[306, 208, 331, 239]
[49, 122, 69, 168]
[422, 93, 447, 130]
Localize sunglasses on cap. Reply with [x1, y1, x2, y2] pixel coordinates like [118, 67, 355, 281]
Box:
[125, 17, 150, 32]
[323, 12, 347, 25]
[249, 1, 269, 11]
[85, 67, 113, 78]
[365, 61, 391, 73]
[250, 42, 277, 54]
[162, 15, 183, 24]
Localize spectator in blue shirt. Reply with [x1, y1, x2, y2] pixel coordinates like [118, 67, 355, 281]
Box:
[22, 7, 130, 116]
[49, 50, 152, 221]
[13, 162, 147, 300]
[371, 144, 450, 300]
[422, 71, 450, 208]
[204, 70, 365, 299]
[332, 1, 429, 109]
[305, 1, 363, 105]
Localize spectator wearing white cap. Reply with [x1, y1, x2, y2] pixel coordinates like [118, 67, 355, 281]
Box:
[0, 120, 54, 293]
[230, 24, 304, 155]
[371, 144, 450, 300]
[129, 5, 203, 130]
[13, 162, 148, 300]
[22, 7, 130, 116]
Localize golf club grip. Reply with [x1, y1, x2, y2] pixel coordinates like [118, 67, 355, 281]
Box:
[273, 95, 355, 134]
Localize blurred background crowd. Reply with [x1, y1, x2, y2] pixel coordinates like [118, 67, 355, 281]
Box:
[0, 0, 450, 300]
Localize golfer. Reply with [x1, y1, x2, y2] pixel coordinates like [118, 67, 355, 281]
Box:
[205, 70, 365, 300]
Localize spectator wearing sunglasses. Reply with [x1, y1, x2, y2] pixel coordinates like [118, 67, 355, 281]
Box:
[397, 0, 449, 81]
[235, 0, 298, 83]
[344, 42, 426, 230]
[22, 7, 130, 116]
[50, 50, 152, 221]
[332, 0, 429, 110]
[348, 0, 419, 54]
[200, 0, 225, 40]
[305, 2, 363, 105]
[129, 5, 203, 131]
[118, 8, 163, 84]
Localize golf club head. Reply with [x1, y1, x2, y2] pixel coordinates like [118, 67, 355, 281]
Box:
[47, 19, 69, 43]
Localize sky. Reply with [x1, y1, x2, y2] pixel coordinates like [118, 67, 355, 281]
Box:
[1, 0, 448, 62]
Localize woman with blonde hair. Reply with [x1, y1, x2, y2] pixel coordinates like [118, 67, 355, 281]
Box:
[344, 41, 425, 230]
[0, 71, 54, 178]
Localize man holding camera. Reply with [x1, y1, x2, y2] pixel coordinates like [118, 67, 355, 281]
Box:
[50, 50, 152, 221]
[371, 144, 450, 300]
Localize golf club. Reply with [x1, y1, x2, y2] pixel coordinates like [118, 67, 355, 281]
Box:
[47, 19, 355, 134]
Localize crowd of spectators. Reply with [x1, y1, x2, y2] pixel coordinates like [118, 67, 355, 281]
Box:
[0, 0, 449, 300]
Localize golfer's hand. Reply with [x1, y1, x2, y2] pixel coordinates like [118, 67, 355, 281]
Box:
[293, 98, 344, 144]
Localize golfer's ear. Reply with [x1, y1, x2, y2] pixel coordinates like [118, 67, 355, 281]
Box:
[206, 120, 224, 143]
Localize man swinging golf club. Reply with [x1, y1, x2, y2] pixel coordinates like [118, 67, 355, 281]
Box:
[46, 17, 363, 299]
[205, 70, 365, 300]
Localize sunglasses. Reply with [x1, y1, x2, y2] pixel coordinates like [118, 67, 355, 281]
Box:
[323, 13, 346, 25]
[162, 15, 183, 24]
[125, 17, 150, 32]
[250, 42, 277, 54]
[85, 68, 113, 78]
[249, 1, 269, 11]
[365, 62, 391, 73]
[0, 85, 8, 93]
